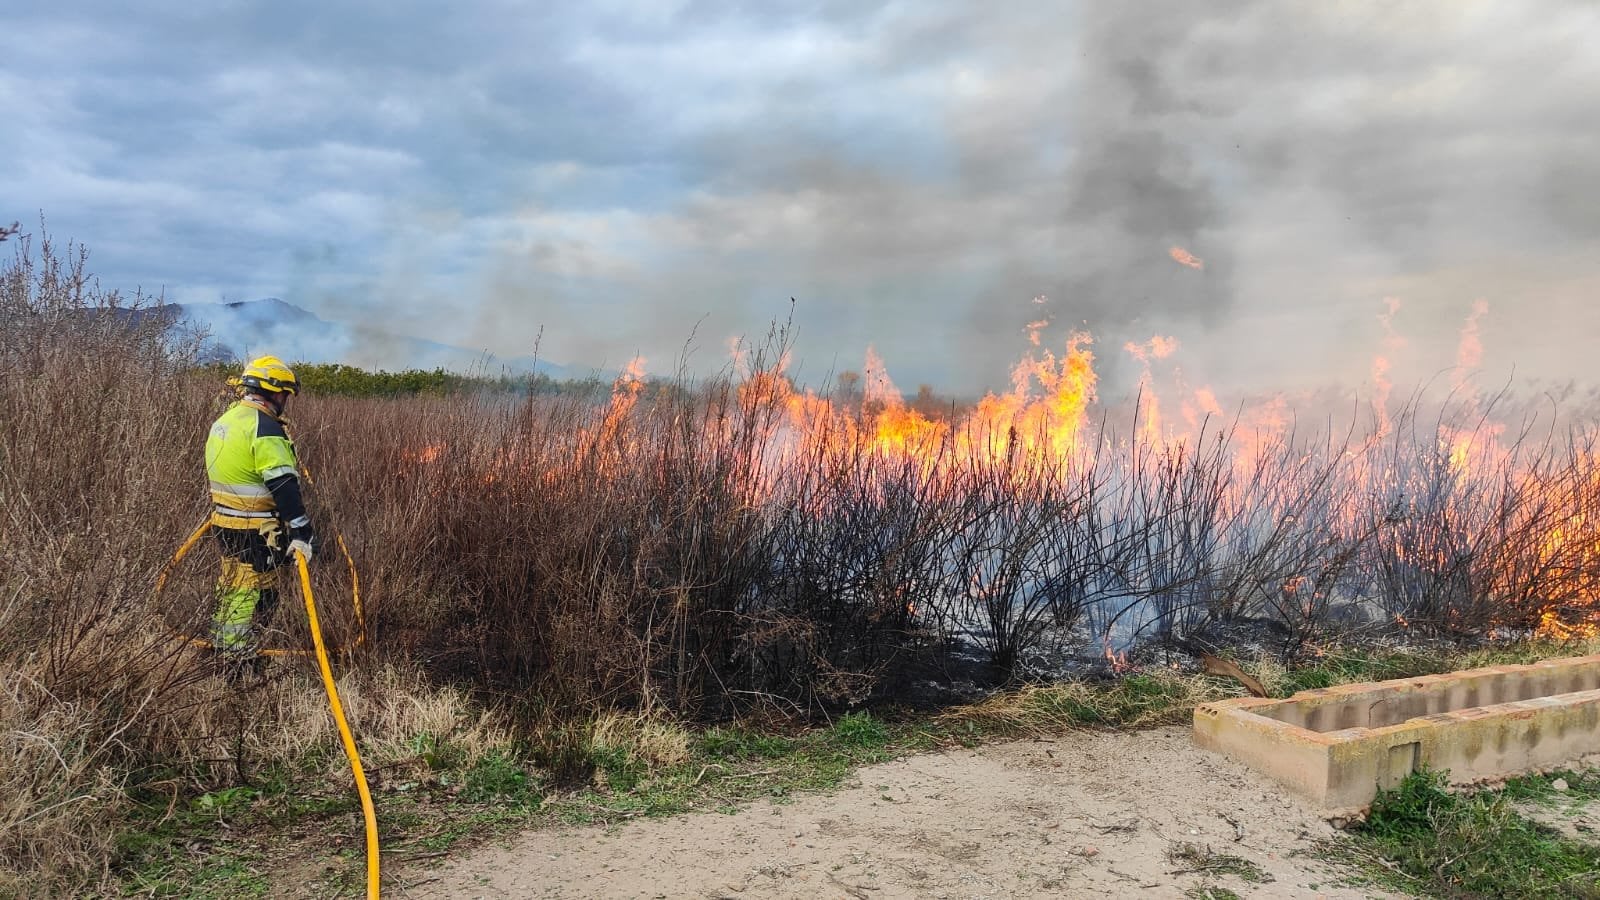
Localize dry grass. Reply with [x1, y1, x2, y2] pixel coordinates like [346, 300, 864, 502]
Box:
[0, 676, 126, 896]
[328, 664, 514, 772]
[587, 710, 693, 771]
[941, 672, 1228, 734]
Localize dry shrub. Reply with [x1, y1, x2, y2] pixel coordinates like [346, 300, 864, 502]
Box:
[288, 361, 973, 716]
[0, 230, 605, 890]
[320, 664, 513, 773]
[0, 676, 125, 897]
[0, 231, 222, 891]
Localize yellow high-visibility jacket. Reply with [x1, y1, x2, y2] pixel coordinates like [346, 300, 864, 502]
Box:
[205, 398, 304, 530]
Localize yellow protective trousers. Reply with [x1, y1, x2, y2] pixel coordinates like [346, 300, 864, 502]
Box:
[212, 524, 286, 655]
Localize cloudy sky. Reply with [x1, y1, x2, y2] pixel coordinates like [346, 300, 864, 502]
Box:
[5, 0, 1599, 395]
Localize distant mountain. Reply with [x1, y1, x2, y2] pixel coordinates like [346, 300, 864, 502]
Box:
[156, 298, 584, 379]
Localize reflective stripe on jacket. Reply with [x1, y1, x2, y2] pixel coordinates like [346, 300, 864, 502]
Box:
[205, 398, 298, 526]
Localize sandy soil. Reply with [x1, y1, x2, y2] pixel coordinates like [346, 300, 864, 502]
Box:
[394, 726, 1388, 899]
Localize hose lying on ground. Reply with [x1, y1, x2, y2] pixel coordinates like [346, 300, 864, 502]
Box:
[156, 520, 380, 897]
[294, 546, 381, 899]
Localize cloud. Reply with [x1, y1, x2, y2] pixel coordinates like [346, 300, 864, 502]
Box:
[3, 1, 1598, 394]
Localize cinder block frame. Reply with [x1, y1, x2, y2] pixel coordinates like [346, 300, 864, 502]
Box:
[1193, 654, 1600, 814]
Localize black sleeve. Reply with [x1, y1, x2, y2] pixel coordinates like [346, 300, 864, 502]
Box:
[266, 473, 310, 527]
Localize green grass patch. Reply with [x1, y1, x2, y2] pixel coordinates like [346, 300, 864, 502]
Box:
[112, 740, 544, 897]
[1270, 647, 1446, 695]
[1100, 674, 1201, 722]
[459, 751, 542, 806]
[1271, 641, 1588, 698]
[1501, 768, 1600, 807]
[551, 710, 903, 825]
[697, 725, 796, 760]
[408, 730, 469, 772]
[115, 777, 297, 899]
[1329, 768, 1600, 898]
[121, 850, 274, 899]
[828, 711, 889, 749]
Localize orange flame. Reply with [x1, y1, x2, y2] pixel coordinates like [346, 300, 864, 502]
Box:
[1169, 246, 1204, 270]
[1025, 318, 1050, 347]
[444, 290, 1600, 650]
[405, 444, 444, 465]
[1456, 299, 1489, 375]
[1124, 336, 1178, 445]
[1105, 646, 1132, 673]
[1373, 297, 1405, 437]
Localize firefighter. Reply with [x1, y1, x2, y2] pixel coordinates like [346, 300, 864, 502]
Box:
[204, 356, 317, 672]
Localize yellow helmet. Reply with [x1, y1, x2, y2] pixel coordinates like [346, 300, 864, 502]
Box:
[239, 356, 299, 394]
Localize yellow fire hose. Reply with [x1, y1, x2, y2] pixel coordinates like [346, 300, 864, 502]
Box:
[157, 520, 380, 898]
[294, 546, 381, 899]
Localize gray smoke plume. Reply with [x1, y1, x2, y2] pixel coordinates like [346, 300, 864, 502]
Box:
[8, 1, 1600, 394]
[1056, 122, 1227, 322]
[962, 2, 1246, 392]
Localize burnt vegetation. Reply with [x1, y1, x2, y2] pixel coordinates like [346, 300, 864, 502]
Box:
[334, 370, 1599, 715]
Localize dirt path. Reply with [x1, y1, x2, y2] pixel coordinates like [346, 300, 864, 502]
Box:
[397, 727, 1384, 899]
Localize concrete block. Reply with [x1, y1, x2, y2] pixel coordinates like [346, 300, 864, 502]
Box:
[1193, 653, 1600, 814]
